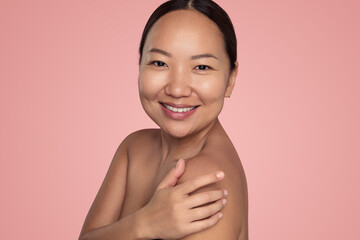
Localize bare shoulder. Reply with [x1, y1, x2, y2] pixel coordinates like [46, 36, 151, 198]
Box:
[79, 129, 160, 238]
[177, 139, 248, 240]
[123, 128, 160, 154]
[118, 128, 161, 182]
[178, 137, 247, 194]
[107, 128, 157, 168]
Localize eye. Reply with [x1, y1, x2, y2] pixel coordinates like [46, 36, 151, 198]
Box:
[151, 61, 167, 67]
[195, 65, 211, 71]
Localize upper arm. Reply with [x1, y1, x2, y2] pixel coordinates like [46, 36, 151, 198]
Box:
[177, 155, 248, 240]
[79, 137, 129, 238]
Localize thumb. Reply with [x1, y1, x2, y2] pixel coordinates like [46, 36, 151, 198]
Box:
[157, 159, 185, 190]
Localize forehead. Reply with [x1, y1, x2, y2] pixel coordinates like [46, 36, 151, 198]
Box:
[144, 10, 226, 56]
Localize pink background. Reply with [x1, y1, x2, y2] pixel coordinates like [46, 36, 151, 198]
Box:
[1, 0, 359, 239]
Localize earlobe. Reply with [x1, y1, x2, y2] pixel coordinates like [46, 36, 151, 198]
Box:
[225, 62, 238, 98]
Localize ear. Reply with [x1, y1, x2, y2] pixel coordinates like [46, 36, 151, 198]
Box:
[225, 61, 238, 98]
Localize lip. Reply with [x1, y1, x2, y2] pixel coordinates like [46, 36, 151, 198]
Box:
[159, 102, 199, 120]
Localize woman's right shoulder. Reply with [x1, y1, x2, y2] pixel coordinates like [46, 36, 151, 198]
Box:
[116, 128, 160, 158]
[122, 128, 160, 146]
[79, 130, 160, 238]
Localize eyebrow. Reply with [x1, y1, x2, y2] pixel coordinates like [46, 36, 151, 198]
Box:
[191, 53, 218, 60]
[148, 48, 218, 60]
[149, 48, 172, 57]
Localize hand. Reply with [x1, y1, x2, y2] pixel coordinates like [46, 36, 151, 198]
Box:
[138, 159, 227, 240]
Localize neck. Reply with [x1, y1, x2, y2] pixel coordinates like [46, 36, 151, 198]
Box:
[160, 118, 221, 164]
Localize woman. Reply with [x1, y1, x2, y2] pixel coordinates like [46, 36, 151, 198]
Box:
[79, 0, 248, 239]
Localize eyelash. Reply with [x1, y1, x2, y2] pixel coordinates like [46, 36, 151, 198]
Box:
[150, 61, 212, 71]
[150, 61, 167, 67]
[194, 65, 212, 71]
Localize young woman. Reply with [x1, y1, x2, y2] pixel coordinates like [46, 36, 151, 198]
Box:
[79, 0, 248, 239]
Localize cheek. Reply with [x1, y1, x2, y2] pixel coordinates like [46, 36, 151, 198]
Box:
[194, 75, 228, 103]
[138, 70, 165, 100]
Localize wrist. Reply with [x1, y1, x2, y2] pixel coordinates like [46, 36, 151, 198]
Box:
[133, 207, 152, 240]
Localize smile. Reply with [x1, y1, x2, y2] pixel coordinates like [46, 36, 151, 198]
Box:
[160, 102, 199, 120]
[162, 103, 196, 113]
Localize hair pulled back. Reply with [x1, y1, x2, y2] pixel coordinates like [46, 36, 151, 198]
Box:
[139, 0, 237, 71]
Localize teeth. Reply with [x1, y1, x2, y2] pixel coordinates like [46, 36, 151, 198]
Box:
[163, 104, 195, 113]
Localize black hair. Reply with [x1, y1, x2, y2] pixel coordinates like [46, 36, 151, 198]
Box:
[139, 0, 237, 71]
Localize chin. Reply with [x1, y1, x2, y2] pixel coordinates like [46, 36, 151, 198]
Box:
[161, 120, 213, 139]
[162, 125, 193, 139]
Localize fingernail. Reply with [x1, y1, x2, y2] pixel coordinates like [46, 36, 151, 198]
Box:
[223, 189, 228, 196]
[176, 159, 181, 168]
[216, 171, 224, 179]
[222, 199, 227, 205]
[218, 212, 223, 219]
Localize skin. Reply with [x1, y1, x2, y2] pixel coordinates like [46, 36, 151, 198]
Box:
[79, 10, 248, 240]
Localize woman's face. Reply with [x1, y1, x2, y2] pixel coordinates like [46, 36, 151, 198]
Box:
[138, 10, 237, 138]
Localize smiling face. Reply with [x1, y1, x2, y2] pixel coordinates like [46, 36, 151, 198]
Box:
[138, 10, 237, 138]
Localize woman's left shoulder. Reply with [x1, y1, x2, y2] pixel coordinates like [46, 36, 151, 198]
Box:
[179, 135, 248, 206]
[180, 149, 246, 189]
[177, 142, 248, 239]
[187, 134, 245, 180]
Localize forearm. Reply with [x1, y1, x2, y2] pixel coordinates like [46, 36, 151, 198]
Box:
[80, 211, 151, 240]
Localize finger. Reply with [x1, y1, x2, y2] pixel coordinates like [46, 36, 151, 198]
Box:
[176, 171, 224, 194]
[185, 189, 227, 208]
[157, 159, 186, 190]
[173, 158, 185, 178]
[189, 198, 226, 222]
[188, 212, 223, 233]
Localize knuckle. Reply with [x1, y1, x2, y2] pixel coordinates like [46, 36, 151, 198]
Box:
[211, 204, 220, 214]
[192, 208, 201, 218]
[212, 216, 219, 225]
[204, 219, 214, 229]
[203, 207, 212, 217]
[217, 200, 225, 209]
[212, 204, 220, 214]
[219, 189, 226, 197]
[202, 192, 211, 202]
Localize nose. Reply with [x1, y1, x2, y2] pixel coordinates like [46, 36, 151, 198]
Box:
[164, 68, 192, 98]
